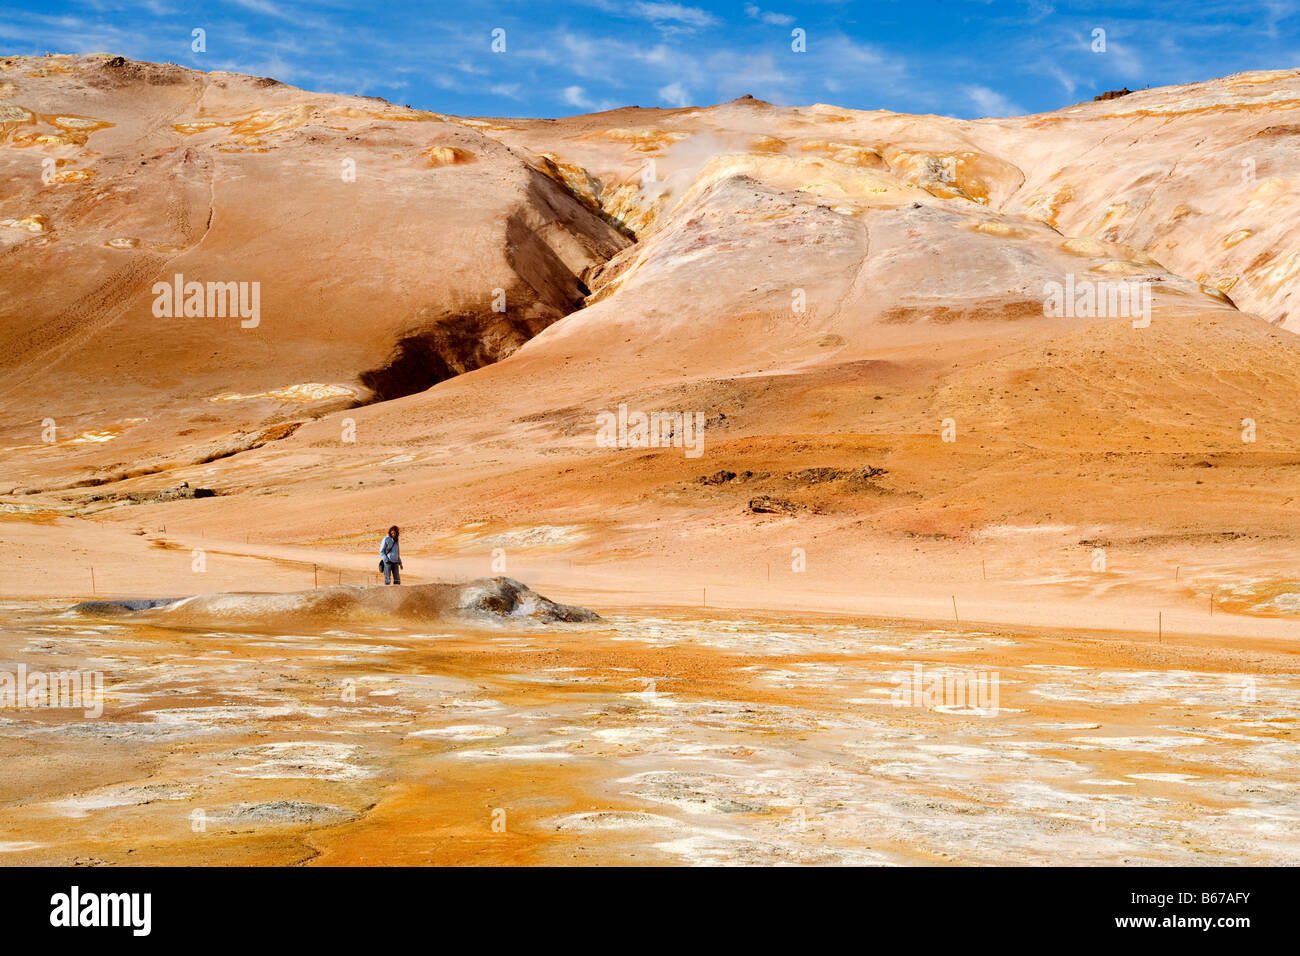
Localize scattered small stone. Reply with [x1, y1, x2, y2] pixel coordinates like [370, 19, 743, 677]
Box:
[697, 469, 759, 485]
[748, 496, 801, 514]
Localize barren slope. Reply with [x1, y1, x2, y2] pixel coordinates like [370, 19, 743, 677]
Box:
[2, 58, 1300, 636]
[0, 53, 626, 490]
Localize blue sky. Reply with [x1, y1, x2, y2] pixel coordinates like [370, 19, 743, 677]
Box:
[2, 1, 1297, 118]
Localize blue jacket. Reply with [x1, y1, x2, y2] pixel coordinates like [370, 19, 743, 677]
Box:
[380, 535, 401, 564]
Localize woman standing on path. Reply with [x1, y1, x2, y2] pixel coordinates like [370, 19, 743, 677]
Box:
[380, 526, 402, 585]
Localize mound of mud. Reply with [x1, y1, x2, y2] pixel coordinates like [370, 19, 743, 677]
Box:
[69, 598, 182, 614]
[70, 577, 599, 629]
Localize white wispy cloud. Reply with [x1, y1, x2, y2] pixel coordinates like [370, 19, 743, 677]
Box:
[1105, 39, 1147, 82]
[963, 84, 1025, 117]
[1042, 61, 1079, 97]
[1071, 27, 1146, 83]
[658, 80, 691, 106]
[1263, 0, 1300, 39]
[744, 4, 796, 26]
[563, 84, 593, 107]
[223, 0, 297, 22]
[561, 84, 615, 111]
[629, 2, 718, 29]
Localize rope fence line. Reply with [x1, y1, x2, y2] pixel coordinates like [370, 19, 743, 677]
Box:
[70, 552, 1295, 642]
